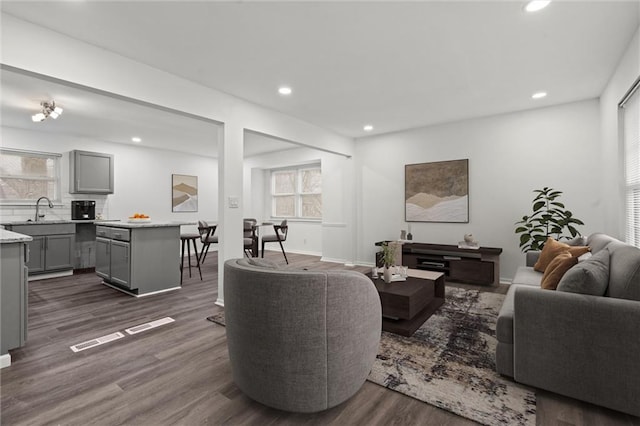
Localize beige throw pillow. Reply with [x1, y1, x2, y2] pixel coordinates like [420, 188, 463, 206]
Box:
[534, 237, 590, 272]
[541, 252, 578, 290]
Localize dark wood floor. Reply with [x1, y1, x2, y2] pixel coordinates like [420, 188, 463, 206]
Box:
[2, 251, 638, 425]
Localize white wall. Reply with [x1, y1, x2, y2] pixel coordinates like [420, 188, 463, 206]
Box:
[244, 146, 354, 261]
[1, 126, 219, 240]
[600, 26, 640, 239]
[2, 13, 355, 303]
[354, 99, 605, 281]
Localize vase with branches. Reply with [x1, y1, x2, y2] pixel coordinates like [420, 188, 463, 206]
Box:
[380, 242, 396, 283]
[514, 187, 585, 252]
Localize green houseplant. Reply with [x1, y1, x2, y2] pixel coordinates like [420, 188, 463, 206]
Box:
[515, 187, 585, 252]
[380, 242, 396, 283]
[381, 242, 396, 268]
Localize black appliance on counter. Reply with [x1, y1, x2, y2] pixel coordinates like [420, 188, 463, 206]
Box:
[71, 200, 96, 220]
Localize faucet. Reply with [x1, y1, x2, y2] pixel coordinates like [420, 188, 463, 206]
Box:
[35, 196, 54, 222]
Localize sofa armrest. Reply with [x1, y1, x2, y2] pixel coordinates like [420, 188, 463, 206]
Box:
[525, 251, 540, 267]
[513, 286, 640, 416]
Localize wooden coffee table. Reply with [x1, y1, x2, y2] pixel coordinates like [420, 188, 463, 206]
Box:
[370, 269, 445, 337]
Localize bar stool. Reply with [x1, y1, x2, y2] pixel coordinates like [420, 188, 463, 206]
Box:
[180, 233, 202, 284]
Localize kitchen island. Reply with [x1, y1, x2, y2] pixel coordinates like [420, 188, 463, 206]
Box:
[95, 221, 186, 296]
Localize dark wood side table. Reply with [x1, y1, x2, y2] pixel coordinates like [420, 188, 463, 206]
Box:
[369, 269, 445, 337]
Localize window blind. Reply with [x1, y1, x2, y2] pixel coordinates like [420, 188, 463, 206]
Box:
[621, 78, 640, 247]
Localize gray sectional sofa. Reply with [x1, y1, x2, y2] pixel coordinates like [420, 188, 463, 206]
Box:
[223, 258, 382, 413]
[496, 233, 640, 417]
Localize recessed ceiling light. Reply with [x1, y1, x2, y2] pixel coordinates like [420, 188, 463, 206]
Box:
[131, 137, 142, 143]
[278, 86, 292, 95]
[363, 125, 373, 132]
[531, 92, 547, 100]
[524, 1, 551, 13]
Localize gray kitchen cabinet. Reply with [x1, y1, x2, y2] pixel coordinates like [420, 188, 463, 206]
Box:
[44, 234, 75, 270]
[95, 237, 110, 279]
[7, 224, 76, 276]
[69, 150, 114, 194]
[95, 224, 180, 296]
[96, 227, 132, 289]
[110, 240, 130, 287]
[25, 235, 45, 273]
[1, 240, 29, 355]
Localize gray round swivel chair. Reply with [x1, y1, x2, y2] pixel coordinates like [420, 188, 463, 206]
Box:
[223, 258, 382, 413]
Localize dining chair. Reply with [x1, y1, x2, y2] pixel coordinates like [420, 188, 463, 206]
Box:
[197, 220, 218, 264]
[261, 219, 289, 264]
[243, 219, 258, 257]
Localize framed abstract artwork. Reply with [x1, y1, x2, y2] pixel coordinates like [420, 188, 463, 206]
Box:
[405, 159, 469, 223]
[172, 174, 198, 212]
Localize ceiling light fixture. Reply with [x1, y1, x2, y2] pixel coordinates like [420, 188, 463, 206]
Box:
[31, 101, 63, 122]
[131, 137, 142, 143]
[363, 125, 374, 132]
[531, 91, 547, 99]
[524, 1, 551, 13]
[278, 86, 292, 95]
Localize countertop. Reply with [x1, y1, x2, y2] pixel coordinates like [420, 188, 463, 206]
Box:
[0, 229, 33, 244]
[96, 221, 193, 229]
[2, 219, 120, 226]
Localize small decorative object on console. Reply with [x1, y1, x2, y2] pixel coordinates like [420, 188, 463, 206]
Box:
[459, 233, 479, 249]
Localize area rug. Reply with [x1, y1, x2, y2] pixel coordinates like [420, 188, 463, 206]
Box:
[207, 287, 536, 426]
[369, 287, 536, 426]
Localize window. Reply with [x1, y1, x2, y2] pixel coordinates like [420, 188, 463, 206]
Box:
[0, 149, 62, 204]
[621, 78, 640, 247]
[271, 165, 321, 219]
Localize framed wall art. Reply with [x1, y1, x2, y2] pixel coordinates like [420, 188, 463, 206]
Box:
[172, 174, 198, 212]
[405, 159, 469, 223]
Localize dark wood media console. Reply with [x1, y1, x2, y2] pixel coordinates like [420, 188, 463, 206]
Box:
[402, 242, 502, 286]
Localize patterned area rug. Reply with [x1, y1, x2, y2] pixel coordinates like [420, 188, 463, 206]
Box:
[369, 287, 535, 426]
[207, 287, 536, 425]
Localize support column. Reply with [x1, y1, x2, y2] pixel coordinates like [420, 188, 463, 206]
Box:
[216, 121, 244, 306]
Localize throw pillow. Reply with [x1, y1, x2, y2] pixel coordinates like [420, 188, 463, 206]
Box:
[246, 257, 280, 269]
[541, 252, 578, 290]
[534, 237, 590, 272]
[557, 249, 610, 296]
[563, 235, 588, 246]
[577, 252, 593, 262]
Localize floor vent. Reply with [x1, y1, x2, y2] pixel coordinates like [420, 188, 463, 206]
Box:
[70, 332, 125, 353]
[125, 317, 175, 335]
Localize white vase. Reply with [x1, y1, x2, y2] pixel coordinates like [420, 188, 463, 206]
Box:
[383, 266, 393, 283]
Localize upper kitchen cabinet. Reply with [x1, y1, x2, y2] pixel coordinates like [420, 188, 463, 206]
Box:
[69, 150, 114, 194]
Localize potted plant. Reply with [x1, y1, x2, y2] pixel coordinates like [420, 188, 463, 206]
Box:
[514, 187, 585, 252]
[380, 242, 396, 283]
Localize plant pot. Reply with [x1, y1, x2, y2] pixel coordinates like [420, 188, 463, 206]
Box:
[383, 266, 393, 283]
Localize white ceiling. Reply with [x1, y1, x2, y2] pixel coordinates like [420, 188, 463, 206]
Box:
[0, 69, 297, 157]
[1, 1, 639, 145]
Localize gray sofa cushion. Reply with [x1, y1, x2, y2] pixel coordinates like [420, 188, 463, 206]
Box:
[511, 266, 542, 287]
[606, 241, 640, 301]
[586, 233, 618, 254]
[557, 249, 609, 296]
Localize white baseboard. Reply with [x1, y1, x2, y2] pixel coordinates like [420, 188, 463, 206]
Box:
[0, 353, 11, 369]
[215, 298, 224, 307]
[101, 281, 181, 297]
[275, 248, 322, 257]
[320, 256, 347, 264]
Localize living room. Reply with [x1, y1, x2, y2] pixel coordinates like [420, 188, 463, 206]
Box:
[1, 1, 639, 425]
